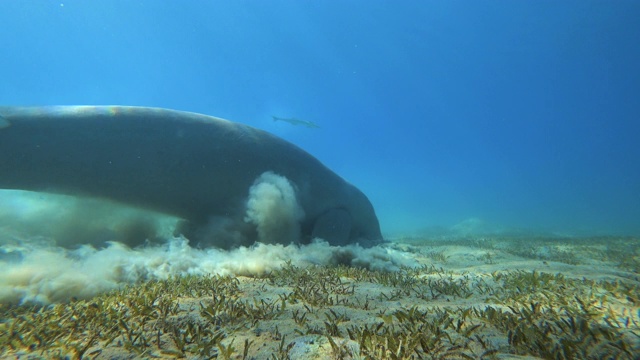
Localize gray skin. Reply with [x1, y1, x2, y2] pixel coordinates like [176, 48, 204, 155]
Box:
[0, 106, 383, 248]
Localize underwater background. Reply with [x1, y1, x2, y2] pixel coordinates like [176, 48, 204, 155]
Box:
[1, 3, 640, 359]
[1, 1, 639, 238]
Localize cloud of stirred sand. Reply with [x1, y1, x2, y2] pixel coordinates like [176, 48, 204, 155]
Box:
[0, 191, 415, 305]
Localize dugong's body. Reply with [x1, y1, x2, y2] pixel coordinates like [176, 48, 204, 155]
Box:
[0, 106, 382, 247]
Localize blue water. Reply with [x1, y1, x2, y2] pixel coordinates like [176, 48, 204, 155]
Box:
[1, 1, 639, 237]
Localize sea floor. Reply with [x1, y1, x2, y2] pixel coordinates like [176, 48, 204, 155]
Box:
[1, 235, 639, 359]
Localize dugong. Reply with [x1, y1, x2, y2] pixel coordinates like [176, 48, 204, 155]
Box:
[0, 106, 382, 248]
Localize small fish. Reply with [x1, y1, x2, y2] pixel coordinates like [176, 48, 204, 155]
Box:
[0, 115, 10, 129]
[272, 115, 320, 129]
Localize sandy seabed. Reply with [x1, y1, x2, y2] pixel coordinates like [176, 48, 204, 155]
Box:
[1, 235, 639, 360]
